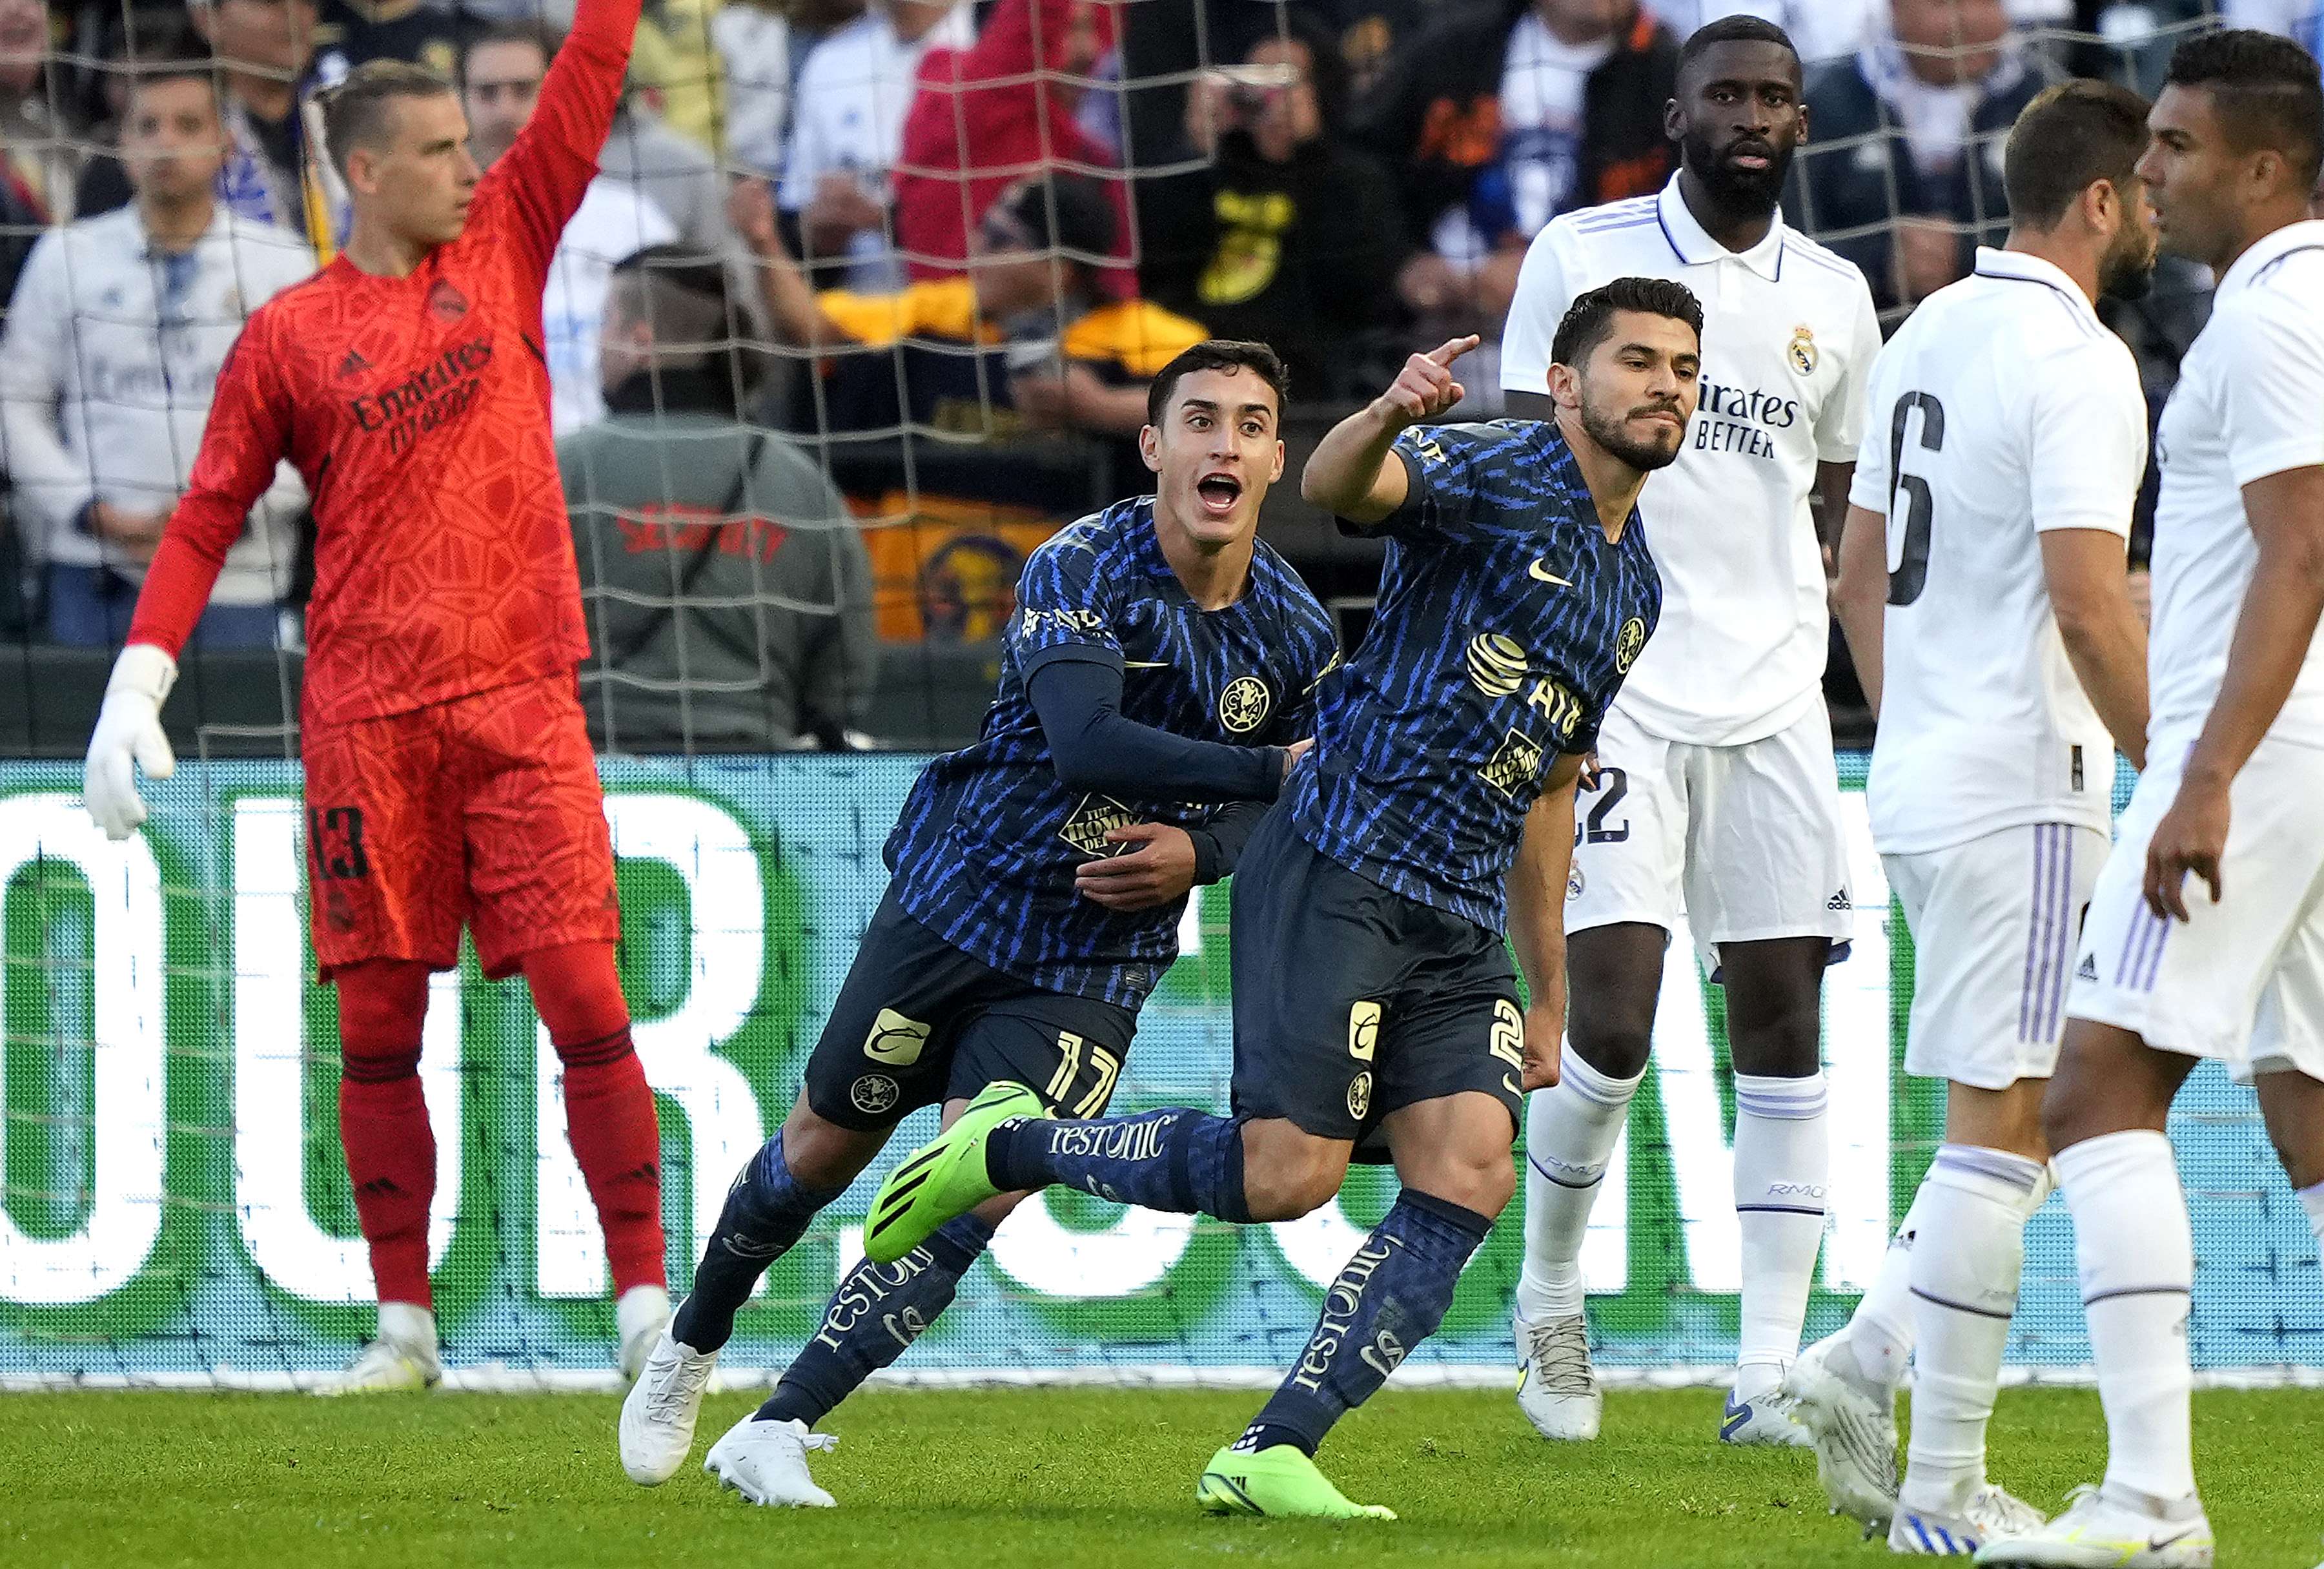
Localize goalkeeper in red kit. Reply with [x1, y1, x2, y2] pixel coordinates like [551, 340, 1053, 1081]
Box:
[79, 0, 668, 1392]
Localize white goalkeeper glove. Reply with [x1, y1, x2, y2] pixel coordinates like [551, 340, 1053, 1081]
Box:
[84, 642, 179, 841]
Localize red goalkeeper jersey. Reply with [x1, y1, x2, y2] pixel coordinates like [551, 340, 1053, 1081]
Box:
[128, 0, 642, 728]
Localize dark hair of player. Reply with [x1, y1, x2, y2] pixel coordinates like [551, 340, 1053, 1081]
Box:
[318, 59, 456, 180]
[456, 21, 555, 85]
[2165, 28, 2324, 190]
[1677, 14, 1798, 81]
[2003, 80, 2154, 231]
[1550, 277, 1706, 369]
[1145, 340, 1291, 428]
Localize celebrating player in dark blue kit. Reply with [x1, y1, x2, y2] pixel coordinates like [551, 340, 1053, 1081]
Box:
[863, 278, 1704, 1521]
[618, 340, 1338, 1508]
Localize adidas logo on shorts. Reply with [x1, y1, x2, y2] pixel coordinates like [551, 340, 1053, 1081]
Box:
[2075, 953, 2098, 982]
[1826, 890, 1852, 911]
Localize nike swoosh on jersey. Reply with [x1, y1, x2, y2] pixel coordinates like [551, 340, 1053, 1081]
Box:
[1503, 1073, 1523, 1098]
[1527, 559, 1573, 586]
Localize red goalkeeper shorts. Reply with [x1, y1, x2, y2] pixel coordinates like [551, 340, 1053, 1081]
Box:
[301, 674, 619, 980]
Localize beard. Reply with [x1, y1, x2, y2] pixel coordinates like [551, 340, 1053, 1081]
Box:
[2099, 234, 2159, 302]
[1581, 398, 1687, 473]
[1680, 126, 1795, 213]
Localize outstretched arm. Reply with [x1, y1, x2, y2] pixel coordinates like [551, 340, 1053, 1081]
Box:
[1301, 335, 1478, 526]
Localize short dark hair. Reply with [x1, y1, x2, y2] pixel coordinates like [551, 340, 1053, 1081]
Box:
[1678, 15, 1799, 78]
[1145, 340, 1290, 428]
[317, 59, 456, 179]
[2004, 80, 2154, 230]
[607, 245, 735, 365]
[2165, 28, 2324, 190]
[1550, 278, 1705, 369]
[458, 21, 553, 85]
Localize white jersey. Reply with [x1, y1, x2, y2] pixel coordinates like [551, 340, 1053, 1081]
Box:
[2147, 220, 2324, 752]
[0, 204, 314, 604]
[1502, 176, 1882, 746]
[1853, 248, 2145, 854]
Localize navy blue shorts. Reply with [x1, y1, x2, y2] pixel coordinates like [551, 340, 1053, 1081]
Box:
[800, 888, 1136, 1131]
[1228, 813, 1525, 1162]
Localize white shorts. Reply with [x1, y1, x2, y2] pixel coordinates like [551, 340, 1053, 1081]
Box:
[1565, 701, 1854, 967]
[2068, 735, 2324, 1080]
[1883, 824, 2108, 1090]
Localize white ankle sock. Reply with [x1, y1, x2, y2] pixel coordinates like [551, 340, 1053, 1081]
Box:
[1733, 1071, 1830, 1395]
[1517, 1052, 1643, 1322]
[2055, 1130, 2196, 1502]
[1899, 1145, 2044, 1508]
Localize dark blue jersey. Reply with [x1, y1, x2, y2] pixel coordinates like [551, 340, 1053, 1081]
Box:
[885, 497, 1340, 1007]
[1287, 419, 1662, 933]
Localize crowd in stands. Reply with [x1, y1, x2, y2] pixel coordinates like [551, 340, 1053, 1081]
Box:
[0, 0, 2305, 750]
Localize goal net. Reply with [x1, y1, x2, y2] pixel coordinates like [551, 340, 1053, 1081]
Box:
[1, 0, 2315, 1387]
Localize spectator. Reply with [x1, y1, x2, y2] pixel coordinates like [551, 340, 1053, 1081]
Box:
[780, 0, 971, 289]
[0, 55, 312, 647]
[1645, 0, 1873, 69]
[2, 0, 83, 300]
[626, 0, 725, 153]
[2225, 0, 2323, 58]
[1138, 13, 1409, 396]
[185, 0, 332, 241]
[602, 85, 734, 258]
[892, 0, 1131, 291]
[737, 170, 1203, 442]
[459, 23, 678, 433]
[1785, 0, 2050, 314]
[562, 249, 877, 753]
[712, 0, 791, 174]
[311, 0, 476, 80]
[1353, 0, 1680, 334]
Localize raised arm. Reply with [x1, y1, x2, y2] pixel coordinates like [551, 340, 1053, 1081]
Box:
[1301, 336, 1478, 526]
[493, 0, 647, 276]
[1506, 752, 1587, 1091]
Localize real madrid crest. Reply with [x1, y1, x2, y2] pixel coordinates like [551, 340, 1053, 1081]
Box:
[1786, 324, 1818, 376]
[1615, 617, 1646, 673]
[1219, 675, 1271, 733]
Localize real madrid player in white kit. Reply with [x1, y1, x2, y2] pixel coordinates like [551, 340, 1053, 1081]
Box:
[1499, 15, 1882, 1444]
[1975, 34, 2324, 1569]
[1785, 81, 2158, 1557]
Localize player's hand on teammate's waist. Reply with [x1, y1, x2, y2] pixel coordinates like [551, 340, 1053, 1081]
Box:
[1372, 336, 1479, 431]
[1074, 822, 1199, 912]
[2145, 778, 2230, 923]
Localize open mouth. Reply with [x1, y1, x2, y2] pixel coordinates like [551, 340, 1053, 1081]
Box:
[1195, 474, 1243, 515]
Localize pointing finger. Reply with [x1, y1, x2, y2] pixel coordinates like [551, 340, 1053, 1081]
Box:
[1426, 334, 1482, 367]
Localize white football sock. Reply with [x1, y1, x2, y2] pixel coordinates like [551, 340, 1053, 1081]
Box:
[1733, 1071, 1830, 1397]
[1516, 1052, 1642, 1322]
[2055, 1130, 2196, 1502]
[1844, 1184, 1932, 1392]
[1899, 1145, 2044, 1509]
[2299, 1179, 2324, 1249]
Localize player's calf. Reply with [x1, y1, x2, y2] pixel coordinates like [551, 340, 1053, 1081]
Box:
[670, 1125, 851, 1354]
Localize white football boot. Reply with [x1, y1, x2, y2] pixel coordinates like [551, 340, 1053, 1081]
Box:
[1785, 1331, 1900, 1524]
[615, 1283, 671, 1382]
[1890, 1483, 2046, 1555]
[619, 1329, 719, 1484]
[318, 1302, 442, 1395]
[1719, 1384, 1812, 1446]
[1972, 1483, 2214, 1568]
[1514, 1311, 1601, 1441]
[704, 1414, 839, 1508]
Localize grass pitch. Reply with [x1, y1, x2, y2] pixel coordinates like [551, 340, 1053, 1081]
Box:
[8, 1387, 2323, 1568]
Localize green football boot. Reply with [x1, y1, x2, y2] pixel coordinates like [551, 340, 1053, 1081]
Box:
[1196, 1444, 1398, 1521]
[862, 1081, 1046, 1263]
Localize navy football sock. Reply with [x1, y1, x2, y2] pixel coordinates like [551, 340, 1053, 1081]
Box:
[1236, 1191, 1495, 1455]
[757, 1215, 996, 1427]
[986, 1107, 1252, 1224]
[671, 1129, 846, 1354]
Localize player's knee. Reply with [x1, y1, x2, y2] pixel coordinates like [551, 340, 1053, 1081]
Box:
[335, 959, 431, 1076]
[1566, 1012, 1653, 1082]
[523, 940, 629, 1048]
[780, 1099, 886, 1191]
[1238, 1124, 1349, 1221]
[1433, 1151, 1515, 1219]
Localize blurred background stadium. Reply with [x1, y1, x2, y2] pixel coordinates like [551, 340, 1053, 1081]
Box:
[0, 0, 2317, 1390]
